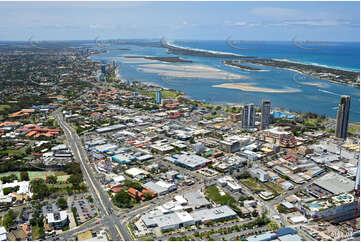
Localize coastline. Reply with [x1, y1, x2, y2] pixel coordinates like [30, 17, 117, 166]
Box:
[162, 40, 360, 88]
[233, 59, 360, 88]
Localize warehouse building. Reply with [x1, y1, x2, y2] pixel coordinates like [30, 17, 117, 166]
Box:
[166, 154, 211, 170]
[143, 180, 177, 196]
[312, 172, 355, 195]
[141, 205, 236, 231]
[141, 211, 194, 231]
[191, 205, 237, 224]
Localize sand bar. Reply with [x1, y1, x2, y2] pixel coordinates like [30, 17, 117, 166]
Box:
[137, 63, 248, 80]
[213, 83, 302, 93]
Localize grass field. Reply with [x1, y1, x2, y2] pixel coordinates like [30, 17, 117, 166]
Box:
[141, 90, 182, 99]
[205, 185, 236, 206]
[265, 182, 285, 194]
[240, 178, 272, 193]
[0, 171, 69, 182]
[0, 105, 10, 112]
[0, 147, 25, 156]
[348, 125, 360, 134]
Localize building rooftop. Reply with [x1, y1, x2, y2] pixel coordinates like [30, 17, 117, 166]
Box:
[183, 191, 211, 209]
[191, 205, 236, 222]
[125, 167, 148, 177]
[171, 154, 210, 169]
[143, 181, 168, 195]
[313, 172, 355, 194]
[46, 210, 68, 223]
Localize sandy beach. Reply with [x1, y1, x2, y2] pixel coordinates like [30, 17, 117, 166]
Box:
[118, 57, 160, 64]
[213, 83, 302, 93]
[297, 81, 328, 88]
[136, 63, 248, 80]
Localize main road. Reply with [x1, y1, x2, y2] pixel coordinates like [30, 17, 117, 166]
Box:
[55, 110, 131, 241]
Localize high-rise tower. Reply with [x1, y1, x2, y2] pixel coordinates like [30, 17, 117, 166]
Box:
[261, 100, 271, 130]
[156, 90, 162, 104]
[242, 104, 255, 128]
[335, 95, 351, 139]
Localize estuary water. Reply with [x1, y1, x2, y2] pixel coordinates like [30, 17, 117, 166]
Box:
[91, 40, 360, 122]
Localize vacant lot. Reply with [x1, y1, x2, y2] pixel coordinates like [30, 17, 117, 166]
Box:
[265, 182, 285, 194]
[240, 178, 273, 194]
[205, 185, 236, 206]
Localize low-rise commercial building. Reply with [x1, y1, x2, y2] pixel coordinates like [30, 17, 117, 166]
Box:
[218, 176, 242, 192]
[249, 168, 269, 182]
[166, 154, 211, 170]
[46, 211, 69, 229]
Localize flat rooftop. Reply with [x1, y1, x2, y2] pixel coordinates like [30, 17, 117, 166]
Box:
[313, 172, 355, 194]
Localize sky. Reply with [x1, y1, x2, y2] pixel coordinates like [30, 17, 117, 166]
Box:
[0, 1, 359, 42]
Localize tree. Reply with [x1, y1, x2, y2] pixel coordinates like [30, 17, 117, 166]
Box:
[112, 190, 132, 208]
[86, 195, 93, 202]
[25, 147, 32, 155]
[277, 204, 287, 214]
[143, 192, 153, 201]
[251, 210, 258, 217]
[2, 209, 16, 229]
[2, 187, 12, 196]
[124, 180, 142, 191]
[65, 162, 82, 175]
[1, 174, 18, 184]
[46, 175, 57, 184]
[31, 179, 50, 199]
[68, 174, 83, 188]
[20, 171, 29, 181]
[57, 197, 68, 210]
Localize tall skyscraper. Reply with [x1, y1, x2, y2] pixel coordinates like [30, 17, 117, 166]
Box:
[261, 100, 271, 130]
[335, 95, 351, 139]
[242, 103, 255, 128]
[156, 90, 162, 104]
[101, 65, 107, 74]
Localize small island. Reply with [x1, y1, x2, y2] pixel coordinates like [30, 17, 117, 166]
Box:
[124, 56, 192, 63]
[222, 59, 360, 87]
[223, 60, 263, 71]
[237, 58, 360, 87]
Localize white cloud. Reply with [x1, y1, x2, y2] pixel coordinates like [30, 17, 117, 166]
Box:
[268, 19, 353, 27]
[250, 7, 300, 19]
[224, 21, 259, 27]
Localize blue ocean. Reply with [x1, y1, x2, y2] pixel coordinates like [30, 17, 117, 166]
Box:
[91, 40, 360, 122]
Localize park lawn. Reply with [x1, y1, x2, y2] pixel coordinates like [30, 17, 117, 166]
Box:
[348, 125, 360, 134]
[240, 178, 271, 193]
[0, 105, 10, 112]
[205, 185, 236, 206]
[48, 183, 72, 188]
[1, 147, 25, 156]
[265, 182, 285, 194]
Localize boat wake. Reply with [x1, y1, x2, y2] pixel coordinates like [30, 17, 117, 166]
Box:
[318, 89, 341, 96]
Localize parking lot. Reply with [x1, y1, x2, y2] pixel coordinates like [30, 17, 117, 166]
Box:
[71, 199, 97, 225]
[42, 203, 60, 215]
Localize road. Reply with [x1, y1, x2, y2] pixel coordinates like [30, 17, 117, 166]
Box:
[55, 110, 131, 241]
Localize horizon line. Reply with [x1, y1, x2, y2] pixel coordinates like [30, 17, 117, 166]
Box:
[0, 38, 359, 43]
